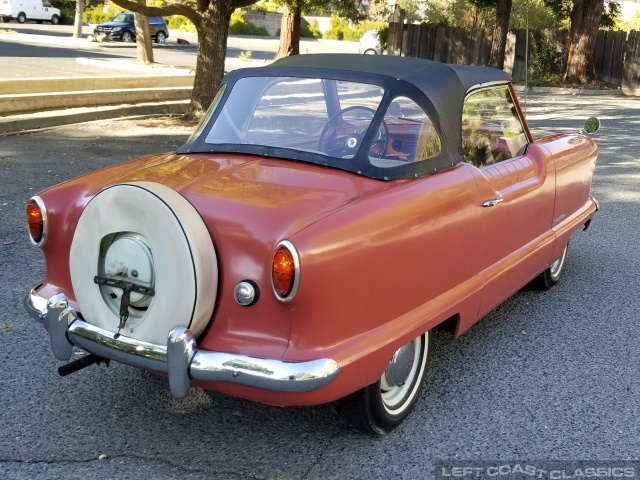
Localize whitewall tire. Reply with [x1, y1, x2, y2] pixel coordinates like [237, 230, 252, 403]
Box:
[69, 182, 218, 345]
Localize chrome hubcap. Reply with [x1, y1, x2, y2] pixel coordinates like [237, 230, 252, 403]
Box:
[98, 232, 155, 324]
[384, 341, 415, 388]
[380, 335, 426, 413]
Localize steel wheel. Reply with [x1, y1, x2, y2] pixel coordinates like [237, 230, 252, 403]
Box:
[17, 12, 26, 23]
[341, 331, 430, 435]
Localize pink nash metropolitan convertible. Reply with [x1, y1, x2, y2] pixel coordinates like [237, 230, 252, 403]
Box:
[24, 55, 599, 435]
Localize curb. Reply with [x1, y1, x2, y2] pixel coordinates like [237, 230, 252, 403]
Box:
[0, 101, 188, 135]
[513, 85, 624, 96]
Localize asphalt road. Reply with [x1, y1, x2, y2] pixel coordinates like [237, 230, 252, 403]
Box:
[0, 24, 358, 78]
[0, 94, 638, 479]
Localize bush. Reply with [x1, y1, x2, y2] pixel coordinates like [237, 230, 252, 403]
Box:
[322, 16, 386, 42]
[301, 19, 321, 39]
[83, 5, 121, 25]
[167, 15, 196, 32]
[323, 28, 343, 40]
[529, 35, 565, 86]
[229, 8, 269, 36]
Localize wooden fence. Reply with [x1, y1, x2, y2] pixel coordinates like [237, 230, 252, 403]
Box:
[390, 23, 640, 94]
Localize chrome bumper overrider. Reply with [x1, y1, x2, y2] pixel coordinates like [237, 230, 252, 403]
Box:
[25, 288, 340, 399]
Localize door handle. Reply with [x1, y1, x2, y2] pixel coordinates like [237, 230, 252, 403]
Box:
[482, 198, 503, 207]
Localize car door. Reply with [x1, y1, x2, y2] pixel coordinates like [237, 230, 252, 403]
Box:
[462, 85, 556, 316]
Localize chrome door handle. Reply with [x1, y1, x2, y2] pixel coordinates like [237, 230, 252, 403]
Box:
[482, 198, 503, 207]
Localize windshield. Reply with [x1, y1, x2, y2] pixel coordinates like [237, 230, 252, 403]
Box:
[112, 13, 133, 23]
[188, 75, 442, 178]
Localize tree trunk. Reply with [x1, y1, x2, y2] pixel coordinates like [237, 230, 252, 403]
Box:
[185, 3, 234, 120]
[134, 10, 154, 64]
[274, 2, 301, 60]
[488, 0, 512, 69]
[73, 0, 83, 39]
[565, 0, 604, 83]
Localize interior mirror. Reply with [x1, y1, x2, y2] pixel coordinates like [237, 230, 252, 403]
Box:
[583, 117, 600, 134]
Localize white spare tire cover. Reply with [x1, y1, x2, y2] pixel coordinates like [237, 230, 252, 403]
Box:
[70, 182, 218, 345]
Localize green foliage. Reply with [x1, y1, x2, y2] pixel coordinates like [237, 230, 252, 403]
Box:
[397, 0, 423, 23]
[377, 25, 388, 51]
[237, 50, 253, 60]
[509, 0, 560, 29]
[323, 16, 386, 42]
[252, 0, 281, 13]
[229, 8, 269, 36]
[616, 6, 640, 31]
[528, 35, 564, 86]
[601, 0, 621, 29]
[541, 0, 620, 28]
[422, 0, 494, 29]
[83, 4, 126, 25]
[301, 19, 321, 38]
[167, 15, 196, 32]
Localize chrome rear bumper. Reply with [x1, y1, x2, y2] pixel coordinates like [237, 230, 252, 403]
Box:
[25, 287, 340, 399]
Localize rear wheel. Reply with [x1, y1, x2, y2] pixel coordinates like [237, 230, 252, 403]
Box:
[1, 17, 10, 23]
[531, 243, 569, 290]
[364, 48, 377, 55]
[341, 331, 431, 435]
[50, 14, 59, 25]
[155, 31, 166, 43]
[16, 12, 26, 23]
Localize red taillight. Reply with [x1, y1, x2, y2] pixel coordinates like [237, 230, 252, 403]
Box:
[272, 245, 296, 299]
[27, 199, 44, 245]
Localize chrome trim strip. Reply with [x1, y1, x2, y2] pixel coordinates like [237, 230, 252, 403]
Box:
[25, 289, 340, 398]
[28, 195, 47, 247]
[590, 195, 600, 212]
[271, 239, 301, 302]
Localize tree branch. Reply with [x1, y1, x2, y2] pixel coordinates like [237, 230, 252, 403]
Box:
[233, 0, 258, 8]
[109, 0, 201, 26]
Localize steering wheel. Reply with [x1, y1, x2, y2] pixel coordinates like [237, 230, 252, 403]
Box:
[318, 106, 389, 157]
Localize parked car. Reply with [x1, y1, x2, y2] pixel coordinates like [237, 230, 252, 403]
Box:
[0, 0, 60, 24]
[358, 29, 381, 54]
[24, 55, 599, 435]
[93, 12, 169, 43]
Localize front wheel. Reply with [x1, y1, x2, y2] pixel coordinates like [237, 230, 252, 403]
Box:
[121, 31, 133, 43]
[50, 14, 59, 25]
[531, 242, 569, 290]
[340, 331, 431, 435]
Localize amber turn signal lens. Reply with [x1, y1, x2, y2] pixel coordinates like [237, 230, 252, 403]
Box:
[27, 200, 44, 244]
[272, 247, 295, 298]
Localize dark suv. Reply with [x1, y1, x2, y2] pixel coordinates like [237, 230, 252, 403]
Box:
[94, 12, 169, 43]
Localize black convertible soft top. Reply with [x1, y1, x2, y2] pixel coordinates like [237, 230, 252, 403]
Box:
[270, 54, 511, 97]
[182, 54, 514, 180]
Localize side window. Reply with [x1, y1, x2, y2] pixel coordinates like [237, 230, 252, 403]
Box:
[379, 96, 440, 163]
[462, 86, 528, 168]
